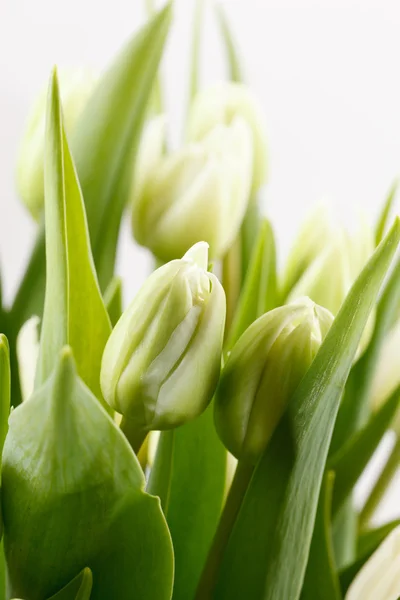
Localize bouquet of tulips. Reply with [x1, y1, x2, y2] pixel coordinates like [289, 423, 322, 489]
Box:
[2, 2, 400, 599]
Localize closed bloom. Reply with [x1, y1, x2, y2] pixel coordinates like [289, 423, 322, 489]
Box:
[16, 68, 97, 220]
[214, 297, 333, 464]
[100, 242, 226, 433]
[345, 526, 400, 600]
[186, 81, 268, 192]
[131, 115, 253, 261]
[286, 209, 374, 316]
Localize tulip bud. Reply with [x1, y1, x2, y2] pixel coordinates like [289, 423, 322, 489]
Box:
[131, 114, 253, 261]
[345, 525, 400, 600]
[214, 298, 333, 463]
[287, 213, 374, 316]
[186, 82, 268, 192]
[100, 242, 226, 433]
[16, 68, 97, 220]
[370, 319, 400, 432]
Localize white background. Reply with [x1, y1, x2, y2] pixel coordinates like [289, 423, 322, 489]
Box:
[1, 0, 400, 521]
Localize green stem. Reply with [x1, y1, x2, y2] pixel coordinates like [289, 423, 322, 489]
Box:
[360, 436, 400, 528]
[222, 237, 242, 337]
[195, 460, 254, 599]
[120, 417, 147, 456]
[188, 0, 205, 107]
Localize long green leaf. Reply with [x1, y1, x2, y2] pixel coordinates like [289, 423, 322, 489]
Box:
[36, 70, 111, 407]
[213, 219, 400, 600]
[47, 568, 93, 600]
[331, 249, 400, 455]
[329, 383, 400, 516]
[228, 219, 277, 349]
[375, 180, 397, 246]
[10, 4, 172, 330]
[300, 472, 342, 600]
[215, 2, 242, 82]
[149, 405, 226, 600]
[104, 277, 123, 328]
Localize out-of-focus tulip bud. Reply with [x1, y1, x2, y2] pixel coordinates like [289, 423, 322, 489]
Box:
[186, 81, 268, 192]
[286, 212, 374, 316]
[345, 525, 400, 600]
[131, 115, 253, 261]
[214, 297, 333, 464]
[16, 68, 97, 220]
[371, 319, 400, 432]
[100, 242, 226, 434]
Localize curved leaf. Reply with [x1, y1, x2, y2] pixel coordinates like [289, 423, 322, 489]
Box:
[375, 180, 397, 246]
[10, 4, 172, 329]
[300, 472, 342, 600]
[0, 334, 10, 458]
[36, 70, 111, 406]
[104, 277, 123, 328]
[3, 348, 173, 600]
[213, 220, 400, 600]
[329, 383, 400, 516]
[47, 568, 93, 600]
[215, 2, 242, 83]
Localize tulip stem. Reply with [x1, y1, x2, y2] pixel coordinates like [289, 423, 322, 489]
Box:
[120, 417, 147, 456]
[195, 459, 254, 599]
[222, 237, 242, 336]
[359, 436, 400, 529]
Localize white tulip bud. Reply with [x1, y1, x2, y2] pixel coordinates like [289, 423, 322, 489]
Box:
[132, 116, 253, 261]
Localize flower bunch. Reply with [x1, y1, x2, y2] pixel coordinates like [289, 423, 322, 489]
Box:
[1, 2, 400, 600]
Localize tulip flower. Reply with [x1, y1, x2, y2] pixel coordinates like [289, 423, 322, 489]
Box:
[131, 113, 253, 261]
[186, 81, 268, 192]
[345, 526, 400, 600]
[214, 297, 333, 463]
[16, 68, 97, 220]
[286, 209, 374, 316]
[100, 242, 226, 441]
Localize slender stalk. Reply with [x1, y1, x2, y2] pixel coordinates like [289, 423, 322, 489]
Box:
[360, 436, 400, 528]
[120, 417, 147, 456]
[222, 236, 242, 336]
[195, 459, 254, 599]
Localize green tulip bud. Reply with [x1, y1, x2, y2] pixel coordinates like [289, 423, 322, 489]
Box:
[186, 81, 268, 192]
[100, 242, 226, 434]
[131, 114, 253, 261]
[214, 298, 333, 464]
[16, 68, 97, 220]
[286, 209, 374, 315]
[2, 347, 172, 599]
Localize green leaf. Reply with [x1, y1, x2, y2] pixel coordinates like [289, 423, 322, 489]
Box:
[300, 472, 342, 600]
[35, 70, 111, 407]
[10, 4, 172, 330]
[331, 244, 400, 455]
[375, 180, 397, 246]
[104, 277, 123, 328]
[47, 568, 93, 600]
[149, 405, 226, 600]
[329, 383, 400, 516]
[358, 519, 400, 557]
[2, 348, 174, 600]
[228, 219, 277, 349]
[0, 335, 10, 458]
[213, 219, 400, 600]
[215, 2, 242, 82]
[71, 4, 171, 289]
